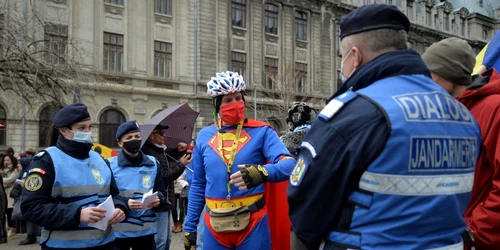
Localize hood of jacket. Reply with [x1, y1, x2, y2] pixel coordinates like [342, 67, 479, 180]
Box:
[457, 69, 500, 108]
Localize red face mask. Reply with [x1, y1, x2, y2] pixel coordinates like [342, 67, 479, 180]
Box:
[220, 101, 245, 125]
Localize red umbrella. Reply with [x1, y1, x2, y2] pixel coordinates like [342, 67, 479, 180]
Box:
[0, 123, 5, 129]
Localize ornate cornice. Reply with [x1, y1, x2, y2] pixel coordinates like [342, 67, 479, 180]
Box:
[154, 14, 172, 25]
[232, 26, 247, 37]
[458, 7, 470, 19]
[48, 0, 67, 4]
[104, 4, 124, 16]
[296, 40, 307, 48]
[425, 0, 436, 8]
[436, 1, 453, 14]
[265, 34, 279, 43]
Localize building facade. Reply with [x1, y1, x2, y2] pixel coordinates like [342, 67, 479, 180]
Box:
[0, 0, 499, 152]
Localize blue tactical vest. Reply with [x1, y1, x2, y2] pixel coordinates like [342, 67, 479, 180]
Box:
[108, 155, 158, 238]
[323, 75, 481, 250]
[41, 147, 114, 249]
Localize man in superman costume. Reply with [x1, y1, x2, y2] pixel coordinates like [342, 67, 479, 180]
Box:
[184, 71, 296, 250]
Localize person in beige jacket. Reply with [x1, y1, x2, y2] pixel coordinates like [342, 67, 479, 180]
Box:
[1, 154, 21, 238]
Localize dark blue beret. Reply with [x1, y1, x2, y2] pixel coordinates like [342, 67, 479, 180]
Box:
[116, 120, 140, 141]
[53, 103, 91, 128]
[340, 4, 410, 40]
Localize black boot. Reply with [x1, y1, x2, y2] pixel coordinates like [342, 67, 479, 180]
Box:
[19, 235, 36, 245]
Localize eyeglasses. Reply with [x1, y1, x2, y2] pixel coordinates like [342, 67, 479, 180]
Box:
[151, 131, 166, 136]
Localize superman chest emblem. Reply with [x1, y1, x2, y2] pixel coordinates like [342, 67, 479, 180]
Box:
[208, 130, 252, 162]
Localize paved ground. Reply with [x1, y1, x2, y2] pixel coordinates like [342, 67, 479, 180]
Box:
[2, 231, 185, 250]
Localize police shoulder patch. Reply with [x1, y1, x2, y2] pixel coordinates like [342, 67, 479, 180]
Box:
[24, 174, 43, 192]
[289, 157, 310, 187]
[319, 91, 358, 121]
[29, 168, 47, 175]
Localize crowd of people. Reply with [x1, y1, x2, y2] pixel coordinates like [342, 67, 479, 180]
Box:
[0, 3, 499, 250]
[1, 147, 41, 245]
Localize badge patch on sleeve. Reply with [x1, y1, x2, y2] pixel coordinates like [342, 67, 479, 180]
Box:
[290, 157, 310, 187]
[25, 174, 43, 192]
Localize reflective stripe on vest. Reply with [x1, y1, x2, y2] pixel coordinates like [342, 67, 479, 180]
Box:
[109, 155, 158, 237]
[41, 227, 114, 249]
[42, 147, 114, 248]
[52, 185, 110, 197]
[325, 75, 481, 249]
[113, 221, 157, 238]
[359, 172, 474, 196]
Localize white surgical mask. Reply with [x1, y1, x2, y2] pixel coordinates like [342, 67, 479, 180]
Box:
[340, 49, 356, 83]
[71, 131, 93, 143]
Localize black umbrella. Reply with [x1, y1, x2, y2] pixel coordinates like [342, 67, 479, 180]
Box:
[140, 103, 199, 149]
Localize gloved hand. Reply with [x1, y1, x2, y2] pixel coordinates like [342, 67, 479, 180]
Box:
[184, 232, 197, 250]
[231, 164, 269, 190]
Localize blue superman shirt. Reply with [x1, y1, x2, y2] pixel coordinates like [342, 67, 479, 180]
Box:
[184, 119, 296, 233]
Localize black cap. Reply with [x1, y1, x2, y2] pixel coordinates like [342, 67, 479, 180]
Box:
[53, 103, 91, 128]
[116, 120, 140, 141]
[153, 124, 169, 131]
[6, 147, 14, 154]
[340, 4, 410, 40]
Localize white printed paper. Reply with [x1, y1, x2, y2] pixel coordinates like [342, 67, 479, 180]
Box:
[141, 189, 158, 209]
[88, 195, 115, 231]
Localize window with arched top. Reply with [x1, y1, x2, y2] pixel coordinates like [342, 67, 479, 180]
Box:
[0, 105, 6, 146]
[39, 105, 62, 147]
[483, 29, 488, 40]
[151, 109, 164, 119]
[99, 109, 126, 147]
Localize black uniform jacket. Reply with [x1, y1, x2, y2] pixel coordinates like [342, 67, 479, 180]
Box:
[20, 136, 129, 230]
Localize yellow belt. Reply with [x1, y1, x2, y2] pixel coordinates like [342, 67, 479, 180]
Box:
[205, 194, 263, 210]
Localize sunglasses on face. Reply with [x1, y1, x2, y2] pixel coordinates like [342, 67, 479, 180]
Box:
[151, 131, 166, 136]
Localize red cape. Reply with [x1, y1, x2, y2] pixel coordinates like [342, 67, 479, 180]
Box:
[265, 181, 291, 250]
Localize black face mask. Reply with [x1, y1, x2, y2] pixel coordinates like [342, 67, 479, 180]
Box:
[123, 139, 142, 154]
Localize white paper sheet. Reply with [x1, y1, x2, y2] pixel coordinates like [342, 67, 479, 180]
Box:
[141, 189, 158, 209]
[88, 195, 115, 231]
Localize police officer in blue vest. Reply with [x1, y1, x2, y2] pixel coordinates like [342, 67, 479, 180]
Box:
[287, 4, 482, 250]
[21, 103, 129, 250]
[109, 120, 166, 250]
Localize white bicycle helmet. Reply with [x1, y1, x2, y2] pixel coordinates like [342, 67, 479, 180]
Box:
[207, 71, 246, 97]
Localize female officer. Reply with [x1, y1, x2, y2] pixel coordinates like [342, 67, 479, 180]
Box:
[21, 103, 128, 250]
[108, 120, 166, 250]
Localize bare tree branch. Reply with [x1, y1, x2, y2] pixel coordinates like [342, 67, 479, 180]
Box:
[0, 0, 103, 108]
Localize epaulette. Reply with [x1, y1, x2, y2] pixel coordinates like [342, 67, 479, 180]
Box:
[33, 151, 46, 160]
[318, 91, 358, 121]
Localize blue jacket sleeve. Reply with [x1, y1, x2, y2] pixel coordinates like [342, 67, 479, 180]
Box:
[261, 126, 296, 182]
[183, 141, 206, 233]
[185, 163, 194, 185]
[287, 97, 390, 250]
